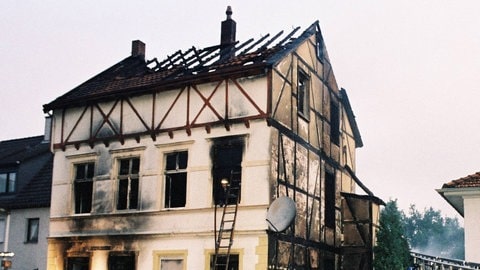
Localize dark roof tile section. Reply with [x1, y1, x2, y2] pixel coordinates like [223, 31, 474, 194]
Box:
[0, 136, 53, 210]
[442, 172, 480, 188]
[43, 22, 320, 112]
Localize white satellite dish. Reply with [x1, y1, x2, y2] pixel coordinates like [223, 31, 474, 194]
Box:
[266, 196, 296, 232]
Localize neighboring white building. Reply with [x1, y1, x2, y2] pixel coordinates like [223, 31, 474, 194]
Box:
[438, 172, 480, 263]
[0, 135, 53, 270]
[43, 7, 381, 270]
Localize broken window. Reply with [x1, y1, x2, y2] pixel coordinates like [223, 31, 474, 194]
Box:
[164, 151, 188, 208]
[74, 163, 94, 214]
[325, 171, 336, 229]
[117, 158, 140, 210]
[67, 257, 89, 270]
[0, 172, 16, 194]
[26, 218, 39, 243]
[330, 100, 340, 145]
[210, 254, 239, 270]
[212, 136, 243, 205]
[298, 69, 310, 120]
[108, 253, 136, 270]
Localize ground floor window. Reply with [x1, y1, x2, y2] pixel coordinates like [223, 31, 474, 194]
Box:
[154, 250, 187, 270]
[160, 258, 184, 270]
[108, 252, 136, 270]
[210, 254, 239, 270]
[67, 257, 89, 270]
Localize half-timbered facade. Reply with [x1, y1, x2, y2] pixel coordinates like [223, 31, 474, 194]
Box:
[43, 7, 381, 270]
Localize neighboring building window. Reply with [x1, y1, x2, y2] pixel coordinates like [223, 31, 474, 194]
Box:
[160, 258, 184, 270]
[0, 218, 5, 243]
[74, 163, 94, 214]
[330, 100, 340, 145]
[117, 157, 140, 210]
[325, 171, 336, 229]
[26, 218, 39, 243]
[212, 137, 243, 206]
[67, 257, 89, 270]
[0, 172, 16, 193]
[164, 151, 188, 208]
[298, 70, 310, 120]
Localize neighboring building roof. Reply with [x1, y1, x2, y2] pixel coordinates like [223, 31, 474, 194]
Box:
[0, 135, 52, 209]
[437, 172, 480, 217]
[43, 16, 323, 112]
[442, 172, 480, 188]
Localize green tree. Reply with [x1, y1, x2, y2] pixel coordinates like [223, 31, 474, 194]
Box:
[374, 199, 412, 270]
[403, 204, 464, 259]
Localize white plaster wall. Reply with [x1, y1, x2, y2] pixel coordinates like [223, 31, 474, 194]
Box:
[49, 120, 271, 237]
[463, 196, 480, 262]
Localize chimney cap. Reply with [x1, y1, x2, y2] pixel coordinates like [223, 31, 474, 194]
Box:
[226, 6, 232, 19]
[131, 40, 145, 59]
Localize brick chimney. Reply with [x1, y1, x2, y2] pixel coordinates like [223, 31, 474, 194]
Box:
[131, 40, 145, 60]
[220, 6, 236, 60]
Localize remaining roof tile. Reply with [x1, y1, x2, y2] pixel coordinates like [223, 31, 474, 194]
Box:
[43, 22, 320, 112]
[442, 172, 480, 188]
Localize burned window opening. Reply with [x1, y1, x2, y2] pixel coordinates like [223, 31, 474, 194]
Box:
[210, 254, 239, 270]
[164, 151, 188, 208]
[74, 162, 94, 214]
[117, 157, 140, 210]
[330, 100, 340, 146]
[108, 252, 136, 270]
[67, 257, 90, 270]
[325, 171, 336, 229]
[212, 136, 244, 206]
[298, 69, 310, 120]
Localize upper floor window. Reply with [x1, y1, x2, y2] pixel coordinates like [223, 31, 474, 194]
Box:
[26, 218, 39, 243]
[330, 100, 340, 145]
[164, 151, 188, 208]
[0, 172, 16, 194]
[74, 163, 94, 214]
[212, 136, 243, 206]
[117, 157, 140, 210]
[298, 70, 310, 120]
[325, 171, 336, 229]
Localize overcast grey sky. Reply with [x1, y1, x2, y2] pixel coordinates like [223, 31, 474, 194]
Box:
[2, 0, 480, 218]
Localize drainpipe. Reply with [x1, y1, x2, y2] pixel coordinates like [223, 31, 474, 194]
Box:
[0, 209, 13, 270]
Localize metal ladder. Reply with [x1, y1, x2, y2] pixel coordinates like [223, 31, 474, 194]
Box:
[213, 171, 241, 270]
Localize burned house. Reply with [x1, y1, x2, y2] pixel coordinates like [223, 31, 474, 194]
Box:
[43, 7, 382, 270]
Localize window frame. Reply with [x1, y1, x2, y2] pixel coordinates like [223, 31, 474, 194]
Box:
[330, 99, 340, 146]
[116, 157, 141, 211]
[297, 69, 310, 120]
[153, 250, 188, 270]
[325, 171, 336, 229]
[25, 217, 39, 243]
[0, 171, 16, 194]
[73, 162, 95, 214]
[163, 151, 189, 209]
[205, 249, 243, 270]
